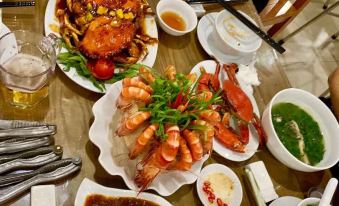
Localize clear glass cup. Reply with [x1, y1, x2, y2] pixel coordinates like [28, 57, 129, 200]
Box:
[0, 30, 60, 108]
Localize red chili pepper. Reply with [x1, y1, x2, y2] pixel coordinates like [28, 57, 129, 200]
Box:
[208, 197, 214, 203]
[217, 198, 223, 206]
[209, 193, 215, 199]
[171, 91, 184, 109]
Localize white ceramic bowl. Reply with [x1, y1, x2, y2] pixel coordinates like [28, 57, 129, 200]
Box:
[196, 164, 243, 206]
[297, 197, 320, 206]
[262, 88, 339, 172]
[212, 10, 262, 56]
[156, 0, 197, 36]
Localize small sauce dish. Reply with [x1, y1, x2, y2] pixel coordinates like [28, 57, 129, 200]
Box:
[156, 0, 197, 36]
[196, 164, 243, 206]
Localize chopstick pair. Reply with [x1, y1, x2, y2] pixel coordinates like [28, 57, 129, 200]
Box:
[0, 1, 35, 8]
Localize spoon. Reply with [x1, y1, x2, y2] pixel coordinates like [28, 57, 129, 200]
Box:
[318, 178, 338, 206]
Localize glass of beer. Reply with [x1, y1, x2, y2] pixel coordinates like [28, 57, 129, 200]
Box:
[0, 30, 60, 108]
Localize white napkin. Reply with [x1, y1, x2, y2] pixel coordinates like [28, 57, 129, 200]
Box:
[246, 161, 279, 203]
[236, 61, 260, 95]
[31, 185, 56, 206]
[190, 4, 206, 17]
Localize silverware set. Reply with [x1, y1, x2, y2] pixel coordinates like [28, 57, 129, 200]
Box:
[0, 120, 81, 204]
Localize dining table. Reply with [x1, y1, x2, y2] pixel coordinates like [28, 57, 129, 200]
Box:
[0, 0, 333, 205]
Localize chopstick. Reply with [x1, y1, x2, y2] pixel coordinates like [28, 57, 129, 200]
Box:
[215, 0, 286, 54]
[0, 1, 35, 7]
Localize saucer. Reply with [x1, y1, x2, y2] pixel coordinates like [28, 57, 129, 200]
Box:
[197, 12, 255, 65]
[196, 164, 243, 206]
[269, 196, 302, 206]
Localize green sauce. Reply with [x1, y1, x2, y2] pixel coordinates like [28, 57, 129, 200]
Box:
[306, 204, 318, 206]
[271, 102, 325, 166]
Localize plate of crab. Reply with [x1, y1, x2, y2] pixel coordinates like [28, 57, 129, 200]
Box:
[89, 60, 266, 196]
[44, 0, 158, 93]
[190, 60, 266, 162]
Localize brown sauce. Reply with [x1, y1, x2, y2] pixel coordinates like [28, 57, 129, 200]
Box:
[84, 194, 161, 206]
[160, 11, 186, 31]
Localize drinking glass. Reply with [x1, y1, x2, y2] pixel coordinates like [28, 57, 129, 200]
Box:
[0, 30, 60, 108]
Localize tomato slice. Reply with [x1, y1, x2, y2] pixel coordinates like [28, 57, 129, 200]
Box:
[88, 59, 115, 80]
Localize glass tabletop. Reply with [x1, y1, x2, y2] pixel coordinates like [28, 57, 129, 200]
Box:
[0, 0, 332, 205]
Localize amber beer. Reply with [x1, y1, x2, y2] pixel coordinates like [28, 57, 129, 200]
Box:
[0, 53, 50, 108]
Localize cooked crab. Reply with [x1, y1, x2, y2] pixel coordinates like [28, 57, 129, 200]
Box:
[79, 16, 136, 58]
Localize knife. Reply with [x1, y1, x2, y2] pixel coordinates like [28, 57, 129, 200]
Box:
[215, 0, 286, 54]
[0, 157, 81, 204]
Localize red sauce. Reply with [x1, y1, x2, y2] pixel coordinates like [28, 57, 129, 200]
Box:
[84, 194, 161, 206]
[203, 181, 228, 206]
[160, 11, 186, 31]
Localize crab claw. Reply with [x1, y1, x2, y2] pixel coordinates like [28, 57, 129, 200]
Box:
[252, 113, 267, 147]
[214, 122, 245, 153]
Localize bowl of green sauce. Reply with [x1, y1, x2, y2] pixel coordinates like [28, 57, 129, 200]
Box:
[262, 88, 339, 172]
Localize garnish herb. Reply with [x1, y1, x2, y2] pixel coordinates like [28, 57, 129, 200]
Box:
[140, 70, 221, 139]
[57, 41, 141, 92]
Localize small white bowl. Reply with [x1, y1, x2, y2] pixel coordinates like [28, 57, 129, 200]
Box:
[196, 164, 243, 206]
[156, 0, 197, 36]
[212, 10, 262, 56]
[262, 88, 339, 172]
[297, 197, 320, 206]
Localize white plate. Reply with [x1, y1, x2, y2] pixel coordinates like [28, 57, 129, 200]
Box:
[269, 196, 302, 206]
[190, 60, 260, 162]
[0, 22, 10, 39]
[75, 178, 172, 206]
[197, 12, 255, 65]
[89, 80, 208, 196]
[197, 164, 243, 206]
[44, 0, 158, 93]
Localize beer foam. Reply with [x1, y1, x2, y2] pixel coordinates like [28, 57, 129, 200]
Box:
[3, 53, 48, 76]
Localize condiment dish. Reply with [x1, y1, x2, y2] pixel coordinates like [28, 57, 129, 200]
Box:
[262, 88, 339, 172]
[196, 164, 243, 206]
[156, 0, 197, 36]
